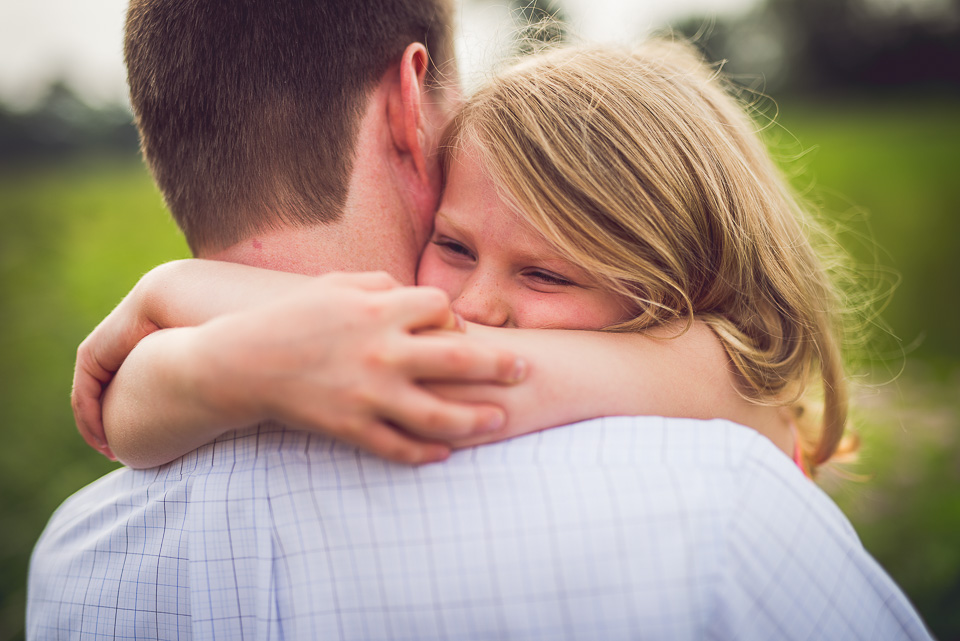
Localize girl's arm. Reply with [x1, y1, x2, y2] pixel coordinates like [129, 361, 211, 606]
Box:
[76, 260, 523, 467]
[73, 259, 310, 458]
[80, 260, 788, 469]
[434, 323, 793, 456]
[103, 310, 788, 470]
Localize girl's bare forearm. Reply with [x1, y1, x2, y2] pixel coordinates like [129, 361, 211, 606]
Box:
[435, 322, 790, 454]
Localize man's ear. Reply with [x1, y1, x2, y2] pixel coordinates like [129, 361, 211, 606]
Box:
[388, 43, 433, 182]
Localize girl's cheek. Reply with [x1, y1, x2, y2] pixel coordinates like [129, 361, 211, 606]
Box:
[415, 246, 440, 287]
[417, 249, 458, 299]
[514, 294, 568, 330]
[541, 294, 616, 331]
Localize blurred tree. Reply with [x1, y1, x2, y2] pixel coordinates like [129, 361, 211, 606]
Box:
[0, 80, 138, 162]
[673, 0, 960, 95]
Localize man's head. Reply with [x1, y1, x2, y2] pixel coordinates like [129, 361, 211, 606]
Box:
[125, 0, 456, 256]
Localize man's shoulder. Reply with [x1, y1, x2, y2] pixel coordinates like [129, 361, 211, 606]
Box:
[221, 417, 762, 639]
[219, 416, 818, 532]
[478, 414, 781, 469]
[241, 416, 887, 640]
[29, 419, 931, 640]
[28, 461, 196, 640]
[453, 416, 848, 541]
[444, 415, 810, 503]
[253, 414, 787, 471]
[34, 416, 829, 540]
[27, 425, 276, 640]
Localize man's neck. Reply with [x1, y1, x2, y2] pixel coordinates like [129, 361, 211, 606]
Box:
[205, 80, 435, 284]
[205, 216, 415, 283]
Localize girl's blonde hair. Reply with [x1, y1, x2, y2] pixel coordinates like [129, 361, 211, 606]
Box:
[446, 40, 856, 474]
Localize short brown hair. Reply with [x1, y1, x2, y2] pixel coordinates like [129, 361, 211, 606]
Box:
[125, 0, 455, 254]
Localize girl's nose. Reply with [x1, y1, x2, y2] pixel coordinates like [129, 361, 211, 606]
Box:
[450, 273, 510, 328]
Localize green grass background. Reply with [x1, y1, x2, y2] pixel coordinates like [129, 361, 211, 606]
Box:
[1, 97, 958, 639]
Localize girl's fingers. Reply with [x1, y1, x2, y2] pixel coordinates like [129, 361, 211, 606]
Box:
[72, 382, 116, 460]
[382, 286, 462, 332]
[399, 336, 527, 384]
[338, 419, 451, 465]
[379, 388, 507, 441]
[322, 270, 403, 292]
[72, 348, 117, 460]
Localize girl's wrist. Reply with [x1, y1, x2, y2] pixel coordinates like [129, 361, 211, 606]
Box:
[186, 320, 271, 433]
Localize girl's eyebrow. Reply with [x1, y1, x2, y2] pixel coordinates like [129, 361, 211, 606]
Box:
[433, 211, 470, 238]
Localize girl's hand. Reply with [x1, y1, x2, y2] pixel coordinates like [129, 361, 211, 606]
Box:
[73, 277, 164, 460]
[71, 258, 291, 459]
[179, 272, 526, 464]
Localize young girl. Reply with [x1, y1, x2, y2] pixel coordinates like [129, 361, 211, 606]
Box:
[93, 40, 855, 476]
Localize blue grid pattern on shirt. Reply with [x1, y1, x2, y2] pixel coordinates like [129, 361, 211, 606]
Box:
[28, 417, 933, 641]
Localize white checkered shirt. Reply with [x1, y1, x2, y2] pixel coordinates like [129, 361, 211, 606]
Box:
[28, 417, 932, 640]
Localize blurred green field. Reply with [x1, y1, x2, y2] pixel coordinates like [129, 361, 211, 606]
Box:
[776, 96, 960, 639]
[776, 96, 960, 367]
[0, 159, 189, 639]
[1, 97, 958, 640]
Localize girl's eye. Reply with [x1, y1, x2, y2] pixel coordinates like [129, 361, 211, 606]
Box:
[526, 269, 575, 287]
[432, 237, 475, 260]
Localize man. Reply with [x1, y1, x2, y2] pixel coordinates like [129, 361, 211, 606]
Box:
[28, 1, 931, 639]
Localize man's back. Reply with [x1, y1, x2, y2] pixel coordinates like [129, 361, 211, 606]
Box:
[28, 417, 930, 640]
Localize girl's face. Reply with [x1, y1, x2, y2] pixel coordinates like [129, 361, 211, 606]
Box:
[417, 144, 632, 329]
